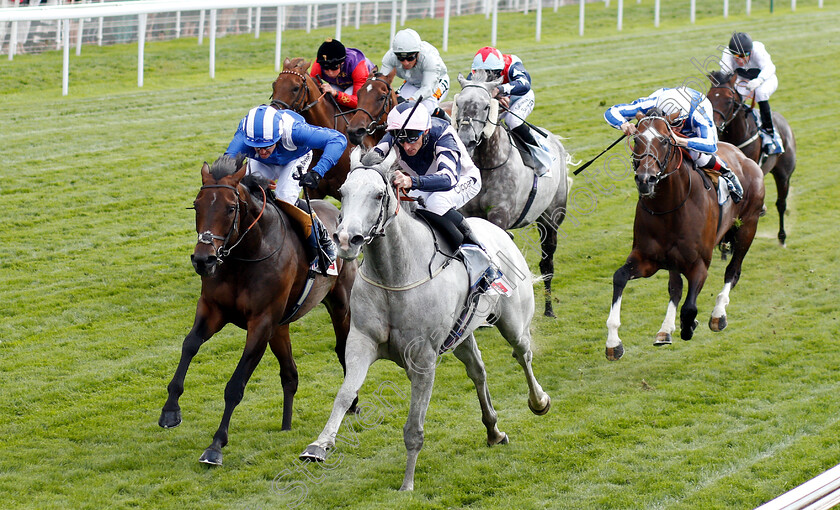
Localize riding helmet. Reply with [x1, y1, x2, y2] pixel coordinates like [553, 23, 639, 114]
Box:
[655, 88, 694, 124]
[387, 101, 431, 132]
[728, 32, 753, 56]
[317, 38, 346, 66]
[392, 29, 422, 54]
[241, 105, 283, 148]
[471, 47, 504, 72]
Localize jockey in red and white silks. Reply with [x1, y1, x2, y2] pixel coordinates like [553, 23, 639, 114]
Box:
[380, 29, 450, 118]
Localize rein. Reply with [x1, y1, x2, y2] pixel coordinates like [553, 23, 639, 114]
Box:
[633, 118, 692, 215]
[196, 184, 275, 263]
[343, 76, 395, 136]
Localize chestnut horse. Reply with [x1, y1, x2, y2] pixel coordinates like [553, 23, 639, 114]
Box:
[271, 57, 354, 200]
[707, 70, 797, 245]
[605, 112, 765, 360]
[158, 155, 357, 465]
[346, 69, 398, 148]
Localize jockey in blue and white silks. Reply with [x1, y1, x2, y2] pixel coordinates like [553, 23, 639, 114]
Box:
[604, 86, 743, 202]
[225, 104, 346, 274]
[370, 101, 501, 289]
[380, 29, 451, 122]
[719, 31, 784, 154]
[470, 46, 551, 176]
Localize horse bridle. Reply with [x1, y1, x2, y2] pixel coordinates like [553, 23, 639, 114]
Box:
[632, 116, 692, 215]
[357, 168, 400, 244]
[270, 70, 321, 114]
[456, 84, 500, 146]
[344, 76, 395, 136]
[195, 183, 268, 263]
[710, 84, 747, 132]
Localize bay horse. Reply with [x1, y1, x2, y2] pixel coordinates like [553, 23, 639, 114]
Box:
[454, 71, 573, 317]
[271, 57, 354, 200]
[299, 148, 551, 491]
[707, 70, 797, 246]
[158, 155, 357, 466]
[605, 111, 765, 361]
[345, 69, 398, 148]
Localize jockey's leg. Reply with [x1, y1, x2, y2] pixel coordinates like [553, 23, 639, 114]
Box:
[757, 100, 784, 154]
[507, 92, 550, 177]
[698, 153, 743, 203]
[296, 198, 337, 276]
[442, 209, 502, 289]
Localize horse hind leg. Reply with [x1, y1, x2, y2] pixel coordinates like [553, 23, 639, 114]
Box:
[267, 324, 297, 430]
[771, 167, 790, 246]
[453, 334, 510, 446]
[536, 214, 559, 317]
[655, 271, 683, 346]
[680, 263, 709, 340]
[710, 219, 758, 332]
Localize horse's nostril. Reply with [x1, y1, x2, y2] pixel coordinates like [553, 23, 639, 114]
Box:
[350, 235, 364, 246]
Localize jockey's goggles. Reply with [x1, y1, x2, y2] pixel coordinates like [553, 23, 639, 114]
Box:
[396, 52, 417, 62]
[392, 129, 424, 144]
[319, 59, 344, 71]
[733, 52, 750, 59]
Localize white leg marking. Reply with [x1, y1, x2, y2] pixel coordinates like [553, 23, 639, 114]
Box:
[606, 297, 622, 349]
[712, 282, 732, 319]
[658, 301, 677, 336]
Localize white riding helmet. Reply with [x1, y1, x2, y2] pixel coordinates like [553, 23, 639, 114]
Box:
[655, 87, 694, 124]
[471, 47, 504, 71]
[387, 101, 431, 132]
[392, 29, 422, 54]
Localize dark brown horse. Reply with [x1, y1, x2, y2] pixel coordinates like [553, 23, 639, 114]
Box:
[271, 57, 354, 200]
[158, 155, 357, 465]
[707, 70, 797, 245]
[604, 111, 765, 361]
[346, 69, 398, 148]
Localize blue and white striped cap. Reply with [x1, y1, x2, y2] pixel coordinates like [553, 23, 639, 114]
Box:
[241, 105, 283, 148]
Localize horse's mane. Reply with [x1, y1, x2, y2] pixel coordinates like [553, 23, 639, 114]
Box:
[470, 69, 493, 83]
[241, 173, 272, 198]
[708, 70, 733, 87]
[209, 154, 246, 180]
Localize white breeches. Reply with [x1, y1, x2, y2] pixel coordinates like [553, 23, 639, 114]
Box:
[246, 151, 313, 204]
[409, 174, 482, 216]
[504, 90, 535, 129]
[397, 74, 451, 113]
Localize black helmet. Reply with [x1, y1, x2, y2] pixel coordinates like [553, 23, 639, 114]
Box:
[728, 32, 753, 56]
[316, 39, 346, 67]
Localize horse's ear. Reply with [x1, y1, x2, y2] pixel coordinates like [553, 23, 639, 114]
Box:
[233, 159, 248, 183]
[458, 72, 468, 89]
[201, 162, 213, 185]
[371, 65, 379, 75]
[283, 57, 291, 69]
[665, 111, 681, 125]
[385, 68, 396, 83]
[635, 111, 646, 121]
[350, 145, 364, 169]
[301, 59, 311, 71]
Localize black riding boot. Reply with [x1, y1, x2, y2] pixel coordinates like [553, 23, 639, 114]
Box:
[701, 156, 743, 203]
[296, 199, 337, 275]
[511, 123, 552, 176]
[511, 123, 538, 147]
[442, 209, 502, 289]
[758, 100, 783, 154]
[432, 107, 452, 125]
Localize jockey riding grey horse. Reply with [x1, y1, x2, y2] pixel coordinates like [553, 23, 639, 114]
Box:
[299, 148, 551, 491]
[453, 70, 573, 317]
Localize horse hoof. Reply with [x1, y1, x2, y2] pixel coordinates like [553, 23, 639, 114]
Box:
[544, 308, 556, 318]
[158, 409, 182, 429]
[300, 444, 327, 462]
[528, 395, 551, 416]
[199, 447, 223, 466]
[680, 320, 699, 340]
[488, 433, 509, 446]
[653, 332, 672, 346]
[759, 204, 767, 217]
[605, 343, 624, 361]
[709, 315, 728, 332]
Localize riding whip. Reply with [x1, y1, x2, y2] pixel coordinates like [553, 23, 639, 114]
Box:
[498, 103, 549, 138]
[573, 133, 627, 175]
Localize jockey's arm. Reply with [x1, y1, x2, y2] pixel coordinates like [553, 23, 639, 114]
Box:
[379, 51, 397, 78]
[604, 94, 657, 130]
[331, 61, 369, 108]
[409, 135, 459, 192]
[225, 128, 252, 158]
[290, 123, 348, 176]
[681, 116, 717, 153]
[500, 62, 532, 97]
[752, 42, 776, 83]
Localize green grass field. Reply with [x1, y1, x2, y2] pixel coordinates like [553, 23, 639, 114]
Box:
[1, 2, 839, 508]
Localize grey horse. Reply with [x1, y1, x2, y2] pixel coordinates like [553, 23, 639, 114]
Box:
[299, 148, 551, 491]
[454, 70, 573, 317]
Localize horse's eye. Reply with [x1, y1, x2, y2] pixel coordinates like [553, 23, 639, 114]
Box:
[374, 191, 384, 200]
[378, 95, 386, 102]
[227, 205, 236, 215]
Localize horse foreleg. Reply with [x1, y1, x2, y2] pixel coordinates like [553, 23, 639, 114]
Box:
[267, 324, 297, 431]
[655, 271, 683, 346]
[711, 217, 757, 332]
[607, 256, 657, 359]
[324, 269, 359, 414]
[401, 362, 437, 491]
[536, 215, 559, 318]
[159, 300, 225, 429]
[453, 334, 508, 446]
[680, 263, 709, 340]
[199, 318, 270, 466]
[494, 312, 550, 414]
[300, 329, 377, 463]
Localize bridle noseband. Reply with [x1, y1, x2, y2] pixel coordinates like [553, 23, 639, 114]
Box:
[195, 183, 267, 263]
[357, 168, 401, 243]
[345, 76, 395, 136]
[633, 116, 691, 215]
[710, 85, 746, 132]
[457, 84, 499, 146]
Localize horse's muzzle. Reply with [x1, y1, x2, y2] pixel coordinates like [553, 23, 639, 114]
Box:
[334, 229, 364, 260]
[635, 174, 658, 197]
[347, 127, 366, 147]
[191, 252, 219, 276]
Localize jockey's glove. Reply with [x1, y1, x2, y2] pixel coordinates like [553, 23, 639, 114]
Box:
[747, 78, 764, 91]
[300, 171, 322, 189]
